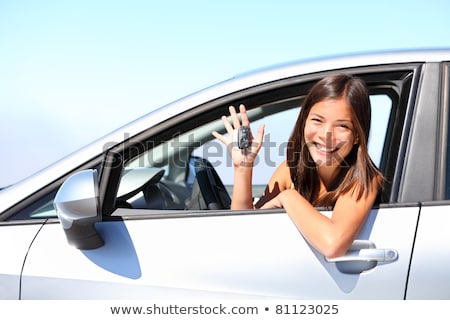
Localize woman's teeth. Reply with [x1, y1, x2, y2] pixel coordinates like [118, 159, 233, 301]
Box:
[315, 143, 336, 153]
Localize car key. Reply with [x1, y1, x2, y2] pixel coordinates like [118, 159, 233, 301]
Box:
[237, 126, 251, 149]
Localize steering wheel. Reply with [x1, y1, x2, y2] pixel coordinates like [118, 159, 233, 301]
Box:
[116, 168, 165, 207]
[189, 157, 231, 210]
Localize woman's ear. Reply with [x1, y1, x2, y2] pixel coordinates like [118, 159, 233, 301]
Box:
[354, 136, 359, 145]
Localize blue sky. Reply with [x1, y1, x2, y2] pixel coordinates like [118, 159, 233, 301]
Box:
[1, 0, 450, 186]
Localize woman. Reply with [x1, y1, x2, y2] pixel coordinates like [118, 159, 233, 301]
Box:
[212, 74, 383, 258]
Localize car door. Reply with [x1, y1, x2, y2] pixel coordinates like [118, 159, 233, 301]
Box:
[20, 63, 426, 299]
[20, 206, 419, 299]
[0, 223, 43, 299]
[406, 203, 450, 299]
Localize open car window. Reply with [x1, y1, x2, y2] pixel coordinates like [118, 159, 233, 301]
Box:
[115, 92, 394, 212]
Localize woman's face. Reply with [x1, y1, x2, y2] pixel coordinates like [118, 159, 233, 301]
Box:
[304, 97, 357, 173]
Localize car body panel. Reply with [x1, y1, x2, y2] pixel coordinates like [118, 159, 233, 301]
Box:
[0, 223, 43, 299]
[406, 204, 450, 299]
[21, 206, 418, 299]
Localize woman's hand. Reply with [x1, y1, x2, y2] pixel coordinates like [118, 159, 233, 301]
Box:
[212, 104, 265, 168]
[259, 193, 284, 209]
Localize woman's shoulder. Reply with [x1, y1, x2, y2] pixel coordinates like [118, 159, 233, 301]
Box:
[270, 160, 292, 189]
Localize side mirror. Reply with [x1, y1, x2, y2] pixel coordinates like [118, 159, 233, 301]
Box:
[54, 169, 104, 250]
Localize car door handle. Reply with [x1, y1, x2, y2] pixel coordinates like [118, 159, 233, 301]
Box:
[324, 240, 398, 274]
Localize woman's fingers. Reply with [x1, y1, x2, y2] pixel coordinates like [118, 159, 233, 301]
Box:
[254, 123, 265, 145]
[229, 106, 241, 129]
[221, 115, 234, 134]
[225, 104, 250, 130]
[213, 104, 259, 148]
[211, 130, 226, 144]
[239, 104, 250, 127]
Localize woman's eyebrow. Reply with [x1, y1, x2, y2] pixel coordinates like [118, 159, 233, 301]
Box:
[336, 119, 353, 123]
[309, 113, 352, 123]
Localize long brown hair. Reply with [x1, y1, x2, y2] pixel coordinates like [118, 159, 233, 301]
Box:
[286, 74, 383, 207]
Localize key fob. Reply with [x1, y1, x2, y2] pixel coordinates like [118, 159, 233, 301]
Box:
[237, 126, 251, 149]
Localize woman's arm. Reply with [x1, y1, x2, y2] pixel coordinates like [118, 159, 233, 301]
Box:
[261, 178, 380, 258]
[212, 105, 265, 209]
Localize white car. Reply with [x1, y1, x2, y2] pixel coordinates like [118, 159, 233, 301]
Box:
[1, 49, 450, 299]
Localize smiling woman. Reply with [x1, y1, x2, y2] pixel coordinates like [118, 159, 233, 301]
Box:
[212, 74, 383, 258]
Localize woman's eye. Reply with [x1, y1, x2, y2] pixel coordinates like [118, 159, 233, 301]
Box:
[337, 123, 353, 130]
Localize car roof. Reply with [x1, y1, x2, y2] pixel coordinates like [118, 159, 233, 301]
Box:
[2, 48, 450, 213]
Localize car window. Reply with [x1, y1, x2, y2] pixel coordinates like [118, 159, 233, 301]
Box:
[116, 92, 393, 210]
[8, 190, 57, 220]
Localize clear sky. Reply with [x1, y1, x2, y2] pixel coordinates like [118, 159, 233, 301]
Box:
[1, 0, 450, 186]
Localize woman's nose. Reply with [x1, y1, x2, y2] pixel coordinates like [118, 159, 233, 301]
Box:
[319, 125, 334, 144]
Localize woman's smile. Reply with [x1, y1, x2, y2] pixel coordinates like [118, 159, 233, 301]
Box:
[304, 97, 356, 170]
[313, 142, 339, 154]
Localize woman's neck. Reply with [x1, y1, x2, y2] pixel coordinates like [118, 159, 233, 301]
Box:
[317, 165, 341, 191]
